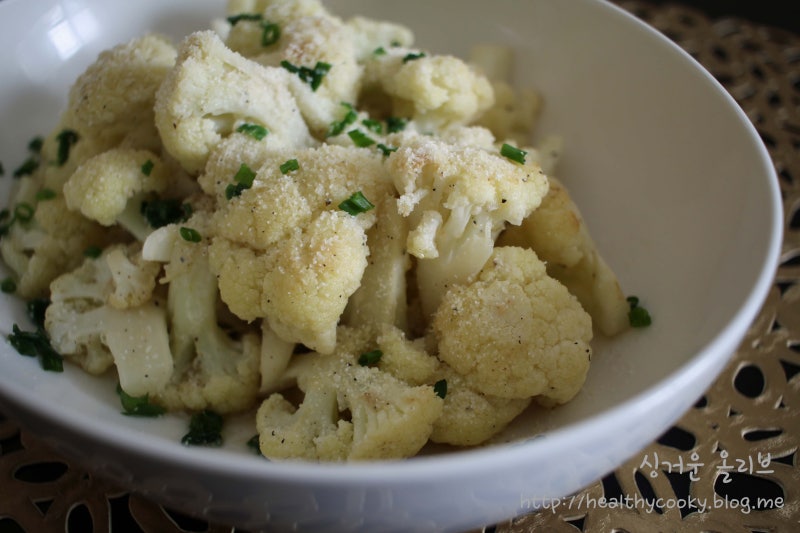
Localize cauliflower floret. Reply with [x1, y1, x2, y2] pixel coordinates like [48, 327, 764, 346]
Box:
[255, 341, 443, 461]
[364, 52, 494, 131]
[156, 237, 261, 414]
[499, 177, 629, 336]
[433, 247, 592, 404]
[429, 363, 531, 447]
[386, 134, 549, 317]
[62, 148, 170, 241]
[154, 30, 313, 174]
[44, 243, 171, 396]
[65, 34, 176, 150]
[210, 209, 369, 353]
[0, 184, 112, 298]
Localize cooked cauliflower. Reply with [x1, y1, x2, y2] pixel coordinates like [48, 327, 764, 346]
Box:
[44, 243, 171, 396]
[386, 134, 549, 317]
[256, 333, 443, 461]
[63, 148, 169, 241]
[0, 0, 638, 462]
[433, 246, 593, 404]
[499, 177, 629, 336]
[154, 30, 313, 174]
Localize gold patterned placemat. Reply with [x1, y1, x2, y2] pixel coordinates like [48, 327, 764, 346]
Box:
[1, 2, 799, 531]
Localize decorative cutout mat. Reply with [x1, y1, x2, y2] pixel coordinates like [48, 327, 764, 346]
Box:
[1, 2, 798, 531]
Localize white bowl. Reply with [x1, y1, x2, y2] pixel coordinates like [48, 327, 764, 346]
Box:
[0, 0, 782, 531]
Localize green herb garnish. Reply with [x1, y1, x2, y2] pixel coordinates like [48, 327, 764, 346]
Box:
[26, 298, 50, 328]
[376, 143, 397, 157]
[328, 102, 358, 137]
[402, 52, 426, 63]
[280, 158, 299, 174]
[117, 384, 166, 417]
[141, 159, 154, 176]
[260, 21, 280, 46]
[362, 118, 383, 134]
[338, 191, 375, 216]
[141, 198, 191, 228]
[433, 379, 447, 399]
[347, 129, 375, 148]
[83, 245, 103, 258]
[179, 227, 202, 243]
[55, 129, 79, 166]
[227, 13, 262, 25]
[280, 60, 332, 91]
[373, 46, 387, 56]
[357, 350, 383, 366]
[1, 278, 16, 293]
[28, 136, 44, 153]
[386, 116, 408, 133]
[35, 188, 56, 201]
[236, 123, 269, 140]
[12, 157, 39, 178]
[627, 296, 652, 328]
[500, 143, 527, 164]
[7, 324, 63, 372]
[181, 410, 224, 447]
[225, 162, 257, 200]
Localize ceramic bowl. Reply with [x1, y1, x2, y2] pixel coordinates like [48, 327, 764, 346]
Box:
[0, 0, 782, 531]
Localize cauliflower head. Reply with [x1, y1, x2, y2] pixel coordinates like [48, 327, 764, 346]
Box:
[386, 134, 549, 317]
[256, 337, 443, 461]
[433, 246, 592, 404]
[499, 177, 629, 336]
[155, 30, 313, 174]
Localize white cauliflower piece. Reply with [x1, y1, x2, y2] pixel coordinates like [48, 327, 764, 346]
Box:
[157, 238, 261, 414]
[154, 30, 313, 174]
[62, 148, 170, 241]
[433, 247, 592, 404]
[0, 181, 112, 298]
[386, 134, 549, 317]
[499, 177, 629, 336]
[255, 339, 443, 461]
[44, 243, 171, 396]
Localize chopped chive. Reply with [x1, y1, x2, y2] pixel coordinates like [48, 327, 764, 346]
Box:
[338, 191, 374, 216]
[141, 159, 154, 176]
[1, 278, 16, 293]
[260, 21, 280, 46]
[500, 143, 527, 164]
[84, 245, 103, 258]
[361, 118, 383, 134]
[181, 409, 224, 447]
[8, 324, 63, 372]
[402, 52, 426, 63]
[13, 157, 39, 178]
[433, 379, 447, 399]
[26, 298, 50, 328]
[35, 188, 56, 201]
[386, 116, 408, 133]
[55, 129, 79, 166]
[347, 129, 375, 148]
[14, 203, 34, 223]
[627, 296, 652, 328]
[327, 102, 358, 137]
[141, 198, 191, 228]
[376, 143, 397, 157]
[179, 227, 202, 243]
[227, 13, 262, 25]
[117, 384, 166, 417]
[357, 349, 383, 366]
[281, 60, 331, 91]
[225, 163, 257, 199]
[236, 123, 269, 140]
[28, 136, 44, 153]
[280, 158, 299, 174]
[373, 46, 386, 56]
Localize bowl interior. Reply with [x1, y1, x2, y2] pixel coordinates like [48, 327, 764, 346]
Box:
[0, 0, 782, 528]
